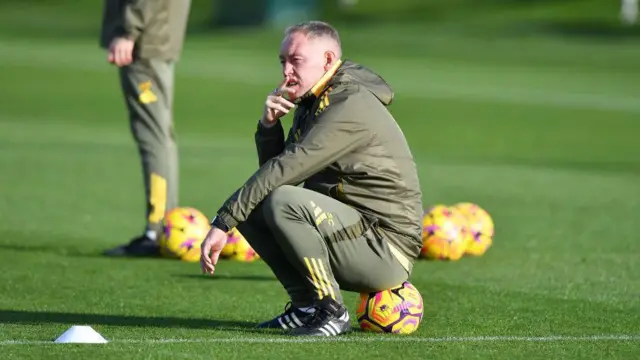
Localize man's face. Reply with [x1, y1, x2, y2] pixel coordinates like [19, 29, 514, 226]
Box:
[279, 32, 332, 100]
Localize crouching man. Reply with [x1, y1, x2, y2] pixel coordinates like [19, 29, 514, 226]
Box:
[201, 21, 424, 337]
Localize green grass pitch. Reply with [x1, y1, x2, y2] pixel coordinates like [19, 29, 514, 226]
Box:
[0, 1, 639, 359]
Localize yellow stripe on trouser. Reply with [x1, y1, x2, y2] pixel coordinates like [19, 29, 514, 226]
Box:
[304, 257, 324, 298]
[325, 220, 412, 274]
[148, 172, 167, 224]
[316, 259, 336, 300]
[311, 258, 332, 300]
[385, 241, 411, 273]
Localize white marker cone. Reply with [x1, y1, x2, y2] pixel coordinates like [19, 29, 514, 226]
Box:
[54, 325, 108, 344]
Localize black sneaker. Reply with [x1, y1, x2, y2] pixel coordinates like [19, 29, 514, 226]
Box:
[289, 298, 351, 337]
[256, 302, 315, 330]
[103, 235, 160, 257]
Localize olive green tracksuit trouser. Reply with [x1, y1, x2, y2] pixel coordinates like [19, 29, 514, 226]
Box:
[118, 58, 179, 234]
[237, 185, 409, 307]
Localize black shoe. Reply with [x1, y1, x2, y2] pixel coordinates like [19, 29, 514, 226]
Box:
[103, 235, 160, 257]
[256, 302, 316, 330]
[289, 298, 351, 337]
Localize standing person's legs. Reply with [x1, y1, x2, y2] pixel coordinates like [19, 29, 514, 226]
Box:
[104, 58, 179, 256]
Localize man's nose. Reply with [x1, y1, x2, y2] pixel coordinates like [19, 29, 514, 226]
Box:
[282, 62, 293, 77]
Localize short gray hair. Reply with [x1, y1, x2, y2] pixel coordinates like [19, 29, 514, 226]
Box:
[284, 21, 341, 46]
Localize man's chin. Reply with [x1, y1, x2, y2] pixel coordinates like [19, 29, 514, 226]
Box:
[286, 91, 301, 101]
[288, 88, 308, 101]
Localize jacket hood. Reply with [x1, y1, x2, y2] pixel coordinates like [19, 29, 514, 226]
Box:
[329, 60, 394, 106]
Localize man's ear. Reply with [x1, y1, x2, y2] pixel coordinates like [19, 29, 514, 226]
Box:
[324, 51, 337, 71]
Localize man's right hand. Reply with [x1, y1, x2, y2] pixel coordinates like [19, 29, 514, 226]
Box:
[107, 37, 135, 67]
[261, 78, 296, 128]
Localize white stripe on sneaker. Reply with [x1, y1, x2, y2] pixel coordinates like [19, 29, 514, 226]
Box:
[284, 314, 296, 328]
[277, 317, 288, 330]
[319, 327, 333, 336]
[326, 321, 340, 335]
[290, 312, 304, 327]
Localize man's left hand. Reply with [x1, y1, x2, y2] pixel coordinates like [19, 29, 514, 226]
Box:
[200, 227, 229, 275]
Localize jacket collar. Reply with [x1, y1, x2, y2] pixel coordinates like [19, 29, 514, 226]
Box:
[294, 59, 343, 106]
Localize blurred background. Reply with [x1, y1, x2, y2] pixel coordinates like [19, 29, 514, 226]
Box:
[0, 0, 640, 278]
[1, 0, 639, 274]
[0, 1, 638, 356]
[1, 0, 637, 234]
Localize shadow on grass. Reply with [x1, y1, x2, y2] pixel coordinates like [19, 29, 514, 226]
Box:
[0, 240, 174, 261]
[0, 309, 277, 334]
[173, 273, 276, 282]
[0, 243, 277, 276]
[0, 243, 95, 258]
[0, 242, 277, 282]
[0, 242, 158, 261]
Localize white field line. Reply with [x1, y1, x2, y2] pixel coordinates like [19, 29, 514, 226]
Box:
[1, 334, 639, 345]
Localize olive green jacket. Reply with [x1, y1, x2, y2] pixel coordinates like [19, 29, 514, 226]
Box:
[217, 60, 424, 267]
